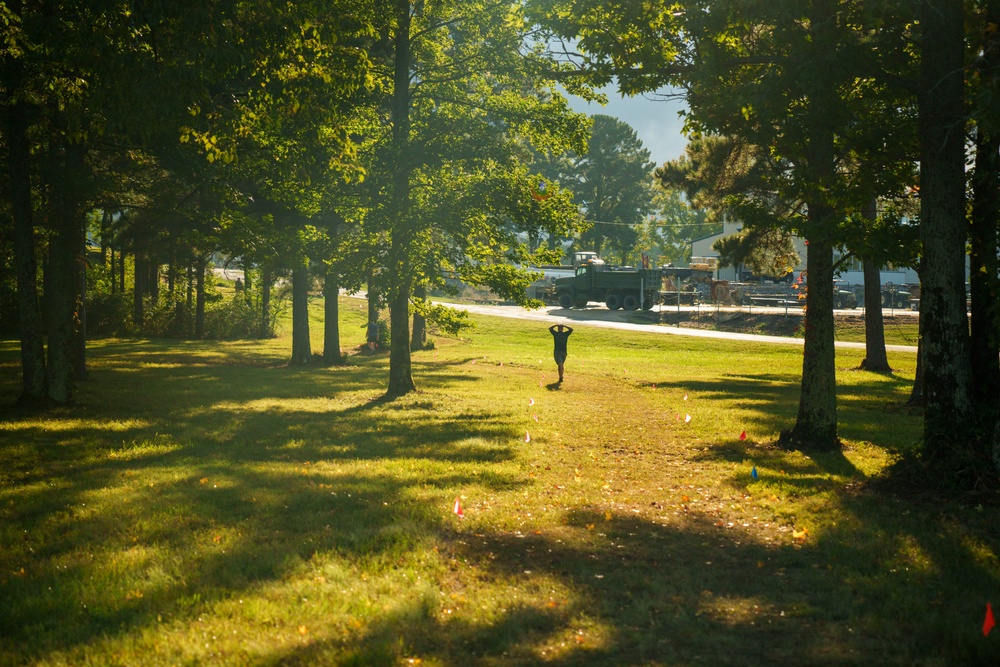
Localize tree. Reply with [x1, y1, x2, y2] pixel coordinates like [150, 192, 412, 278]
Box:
[569, 115, 656, 263]
[366, 0, 588, 397]
[644, 188, 719, 267]
[917, 0, 973, 458]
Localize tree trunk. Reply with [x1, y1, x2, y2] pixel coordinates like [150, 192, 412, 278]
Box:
[119, 248, 126, 297]
[908, 297, 926, 407]
[386, 0, 416, 397]
[969, 0, 1000, 423]
[918, 0, 973, 455]
[367, 267, 379, 327]
[388, 286, 415, 396]
[194, 257, 206, 339]
[133, 255, 145, 327]
[186, 263, 194, 336]
[860, 256, 891, 372]
[74, 215, 87, 381]
[261, 265, 271, 337]
[323, 269, 343, 364]
[786, 237, 839, 449]
[290, 262, 312, 364]
[411, 283, 427, 351]
[785, 0, 839, 451]
[46, 139, 86, 404]
[148, 259, 159, 304]
[3, 100, 47, 402]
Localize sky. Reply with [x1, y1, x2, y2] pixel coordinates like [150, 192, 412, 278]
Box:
[564, 86, 690, 168]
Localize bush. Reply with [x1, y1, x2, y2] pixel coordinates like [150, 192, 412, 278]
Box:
[203, 290, 283, 340]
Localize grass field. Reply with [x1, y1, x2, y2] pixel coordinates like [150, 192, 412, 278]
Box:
[1, 297, 996, 666]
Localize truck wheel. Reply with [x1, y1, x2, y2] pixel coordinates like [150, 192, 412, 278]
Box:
[575, 298, 589, 308]
[641, 296, 655, 311]
[558, 293, 574, 309]
[605, 293, 622, 310]
[622, 294, 640, 310]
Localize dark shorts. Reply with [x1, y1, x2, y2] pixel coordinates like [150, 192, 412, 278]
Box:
[554, 351, 567, 364]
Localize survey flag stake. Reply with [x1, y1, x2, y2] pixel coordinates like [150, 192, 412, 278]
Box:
[739, 430, 747, 441]
[453, 498, 464, 518]
[751, 466, 759, 481]
[985, 603, 995, 637]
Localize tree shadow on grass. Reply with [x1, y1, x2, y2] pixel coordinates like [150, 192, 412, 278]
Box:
[244, 502, 1000, 666]
[0, 340, 533, 662]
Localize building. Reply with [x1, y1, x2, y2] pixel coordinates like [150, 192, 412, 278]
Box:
[689, 218, 919, 287]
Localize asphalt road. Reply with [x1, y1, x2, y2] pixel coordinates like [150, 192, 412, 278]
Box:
[435, 300, 919, 354]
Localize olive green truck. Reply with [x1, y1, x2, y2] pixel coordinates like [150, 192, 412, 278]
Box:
[554, 259, 660, 310]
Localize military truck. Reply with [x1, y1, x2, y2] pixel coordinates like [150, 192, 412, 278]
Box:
[554, 259, 660, 310]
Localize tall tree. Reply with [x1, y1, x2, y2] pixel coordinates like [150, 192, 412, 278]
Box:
[917, 0, 973, 456]
[367, 0, 588, 397]
[969, 0, 1000, 426]
[570, 114, 656, 263]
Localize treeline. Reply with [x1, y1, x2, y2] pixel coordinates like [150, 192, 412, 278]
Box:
[0, 0, 589, 404]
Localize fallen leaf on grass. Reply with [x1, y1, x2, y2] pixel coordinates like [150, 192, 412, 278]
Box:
[792, 528, 809, 542]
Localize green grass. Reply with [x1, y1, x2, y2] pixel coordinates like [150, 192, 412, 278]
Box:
[0, 296, 995, 666]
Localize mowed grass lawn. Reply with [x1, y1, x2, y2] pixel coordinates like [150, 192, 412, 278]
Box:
[1, 296, 997, 666]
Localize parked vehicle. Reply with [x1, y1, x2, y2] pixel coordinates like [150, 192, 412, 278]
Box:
[554, 259, 660, 310]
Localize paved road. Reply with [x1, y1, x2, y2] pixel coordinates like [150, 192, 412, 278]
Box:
[437, 301, 919, 354]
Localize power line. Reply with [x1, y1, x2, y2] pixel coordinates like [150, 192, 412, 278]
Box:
[583, 218, 722, 230]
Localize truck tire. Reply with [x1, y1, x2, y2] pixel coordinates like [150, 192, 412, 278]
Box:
[605, 293, 622, 310]
[641, 295, 655, 311]
[558, 293, 574, 309]
[622, 294, 640, 310]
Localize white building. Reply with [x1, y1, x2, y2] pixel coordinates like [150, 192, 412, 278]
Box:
[689, 219, 919, 287]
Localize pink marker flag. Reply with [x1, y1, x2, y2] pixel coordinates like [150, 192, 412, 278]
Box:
[453, 498, 464, 518]
[683, 394, 688, 401]
[985, 603, 995, 637]
[529, 398, 535, 406]
[533, 414, 538, 422]
[739, 430, 747, 441]
[684, 414, 692, 423]
[525, 432, 531, 443]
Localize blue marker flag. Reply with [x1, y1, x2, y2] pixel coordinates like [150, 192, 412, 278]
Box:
[751, 466, 759, 480]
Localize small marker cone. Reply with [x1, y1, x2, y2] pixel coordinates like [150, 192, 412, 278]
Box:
[684, 414, 692, 423]
[533, 414, 538, 422]
[751, 466, 759, 480]
[683, 394, 688, 401]
[525, 432, 531, 443]
[453, 498, 464, 518]
[739, 430, 747, 441]
[529, 398, 535, 406]
[985, 603, 995, 637]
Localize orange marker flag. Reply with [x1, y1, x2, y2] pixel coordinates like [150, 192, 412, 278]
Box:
[739, 430, 747, 441]
[453, 498, 464, 518]
[985, 603, 995, 637]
